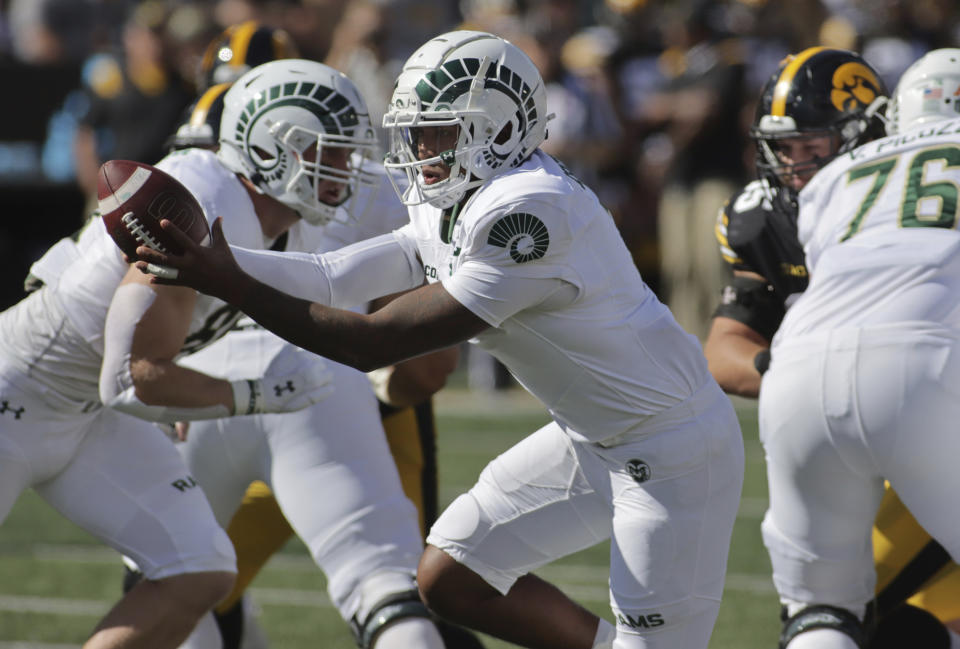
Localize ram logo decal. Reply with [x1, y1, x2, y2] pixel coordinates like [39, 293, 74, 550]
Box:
[487, 212, 549, 263]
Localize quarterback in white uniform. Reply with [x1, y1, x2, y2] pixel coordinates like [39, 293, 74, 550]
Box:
[104, 61, 449, 649]
[757, 49, 960, 649]
[134, 31, 745, 649]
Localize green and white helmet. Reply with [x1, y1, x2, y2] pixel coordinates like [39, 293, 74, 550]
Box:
[888, 48, 960, 135]
[383, 30, 549, 209]
[217, 59, 379, 225]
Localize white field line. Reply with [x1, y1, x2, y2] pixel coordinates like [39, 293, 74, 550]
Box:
[7, 542, 773, 622]
[0, 577, 773, 621]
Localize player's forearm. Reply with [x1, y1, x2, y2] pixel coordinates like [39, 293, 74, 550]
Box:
[129, 358, 234, 411]
[704, 323, 769, 399]
[231, 247, 334, 305]
[230, 276, 409, 372]
[234, 280, 481, 374]
[99, 352, 237, 423]
[231, 232, 423, 310]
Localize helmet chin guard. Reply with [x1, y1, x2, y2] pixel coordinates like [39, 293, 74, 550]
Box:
[383, 31, 550, 209]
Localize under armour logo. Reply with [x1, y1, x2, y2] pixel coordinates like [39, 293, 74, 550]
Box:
[273, 381, 296, 396]
[626, 459, 651, 484]
[0, 400, 25, 419]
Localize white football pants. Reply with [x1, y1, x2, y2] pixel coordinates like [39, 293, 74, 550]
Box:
[428, 381, 744, 649]
[0, 363, 235, 579]
[759, 324, 960, 614]
[176, 328, 426, 621]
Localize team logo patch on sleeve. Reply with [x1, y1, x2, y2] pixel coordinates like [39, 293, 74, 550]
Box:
[487, 212, 550, 263]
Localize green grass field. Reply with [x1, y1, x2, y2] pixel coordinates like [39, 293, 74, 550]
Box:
[0, 389, 781, 648]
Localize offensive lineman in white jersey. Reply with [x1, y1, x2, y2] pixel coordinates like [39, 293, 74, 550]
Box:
[0, 218, 239, 648]
[754, 48, 960, 649]
[0, 58, 365, 647]
[103, 60, 448, 649]
[173, 170, 450, 649]
[132, 31, 745, 649]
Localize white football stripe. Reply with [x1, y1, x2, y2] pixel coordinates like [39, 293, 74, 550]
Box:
[98, 166, 152, 214]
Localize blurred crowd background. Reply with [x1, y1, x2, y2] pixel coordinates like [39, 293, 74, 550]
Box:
[1, 0, 958, 344]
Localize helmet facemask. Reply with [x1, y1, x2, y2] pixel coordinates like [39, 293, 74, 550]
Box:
[385, 104, 522, 209]
[267, 120, 379, 225]
[752, 117, 842, 208]
[383, 31, 549, 210]
[217, 59, 380, 226]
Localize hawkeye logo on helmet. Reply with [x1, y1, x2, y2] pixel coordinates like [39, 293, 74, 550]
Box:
[830, 62, 882, 112]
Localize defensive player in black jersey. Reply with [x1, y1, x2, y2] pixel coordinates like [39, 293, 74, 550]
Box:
[706, 47, 960, 649]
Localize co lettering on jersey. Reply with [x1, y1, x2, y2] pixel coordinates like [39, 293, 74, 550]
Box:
[423, 264, 441, 280]
[616, 613, 665, 629]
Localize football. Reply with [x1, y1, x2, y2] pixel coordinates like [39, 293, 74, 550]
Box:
[97, 159, 211, 259]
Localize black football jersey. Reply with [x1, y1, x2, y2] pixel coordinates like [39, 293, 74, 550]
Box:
[716, 179, 808, 309]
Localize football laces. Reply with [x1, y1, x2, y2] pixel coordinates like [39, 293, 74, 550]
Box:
[121, 211, 168, 253]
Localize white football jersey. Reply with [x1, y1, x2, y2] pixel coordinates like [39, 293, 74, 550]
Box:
[0, 149, 271, 406]
[775, 117, 960, 343]
[155, 149, 266, 356]
[397, 150, 710, 443]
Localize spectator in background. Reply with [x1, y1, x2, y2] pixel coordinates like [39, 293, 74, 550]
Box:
[324, 0, 396, 149]
[6, 0, 97, 64]
[325, 0, 463, 147]
[269, 0, 349, 63]
[641, 0, 748, 340]
[72, 1, 215, 211]
[530, 25, 626, 199]
[599, 0, 670, 293]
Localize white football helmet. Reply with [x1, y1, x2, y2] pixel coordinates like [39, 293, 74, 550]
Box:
[888, 48, 960, 135]
[382, 30, 550, 209]
[218, 59, 379, 225]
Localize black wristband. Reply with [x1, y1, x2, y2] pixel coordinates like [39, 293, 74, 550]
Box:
[754, 349, 771, 375]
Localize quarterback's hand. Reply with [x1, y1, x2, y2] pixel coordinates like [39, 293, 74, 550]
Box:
[230, 346, 335, 415]
[134, 217, 250, 305]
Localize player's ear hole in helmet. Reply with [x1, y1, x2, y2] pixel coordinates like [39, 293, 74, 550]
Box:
[751, 47, 888, 209]
[216, 59, 380, 226]
[382, 30, 553, 210]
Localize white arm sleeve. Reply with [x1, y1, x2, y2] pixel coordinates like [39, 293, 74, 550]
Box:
[231, 231, 424, 310]
[99, 284, 231, 423]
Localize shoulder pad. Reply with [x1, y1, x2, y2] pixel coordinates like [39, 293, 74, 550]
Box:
[718, 180, 784, 261]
